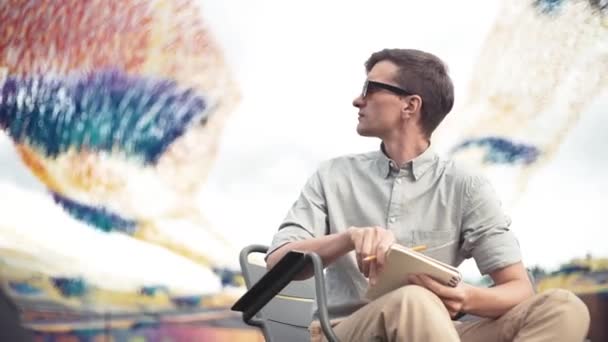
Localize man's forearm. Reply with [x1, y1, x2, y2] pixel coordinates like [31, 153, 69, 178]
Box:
[266, 231, 354, 279]
[464, 279, 534, 318]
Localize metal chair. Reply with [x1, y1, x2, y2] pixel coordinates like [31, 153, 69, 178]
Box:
[232, 245, 338, 342]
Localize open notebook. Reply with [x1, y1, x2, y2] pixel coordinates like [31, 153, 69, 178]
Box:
[365, 244, 462, 300]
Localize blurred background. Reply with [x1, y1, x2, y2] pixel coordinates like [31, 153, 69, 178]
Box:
[1, 0, 606, 341]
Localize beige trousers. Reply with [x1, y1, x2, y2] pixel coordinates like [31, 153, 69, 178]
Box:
[309, 285, 590, 342]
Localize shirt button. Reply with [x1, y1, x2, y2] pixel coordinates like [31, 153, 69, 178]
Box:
[389, 217, 396, 223]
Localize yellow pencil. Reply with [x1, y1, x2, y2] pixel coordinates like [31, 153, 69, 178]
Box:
[363, 245, 427, 262]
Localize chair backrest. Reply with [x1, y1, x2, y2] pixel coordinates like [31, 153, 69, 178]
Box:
[241, 247, 316, 342]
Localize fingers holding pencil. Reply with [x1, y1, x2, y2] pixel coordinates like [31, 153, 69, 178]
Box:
[348, 226, 396, 280]
[369, 229, 397, 285]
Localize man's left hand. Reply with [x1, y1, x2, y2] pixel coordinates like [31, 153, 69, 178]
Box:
[407, 274, 472, 318]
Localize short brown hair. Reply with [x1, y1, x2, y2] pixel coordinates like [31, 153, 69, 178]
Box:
[365, 49, 454, 136]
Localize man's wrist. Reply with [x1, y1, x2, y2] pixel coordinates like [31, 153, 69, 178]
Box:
[461, 283, 476, 313]
[342, 228, 356, 251]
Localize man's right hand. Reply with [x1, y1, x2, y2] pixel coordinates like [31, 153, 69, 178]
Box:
[347, 226, 395, 286]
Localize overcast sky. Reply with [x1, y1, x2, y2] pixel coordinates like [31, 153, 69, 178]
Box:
[1, 0, 606, 284]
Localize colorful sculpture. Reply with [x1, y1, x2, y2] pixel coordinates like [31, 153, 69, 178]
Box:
[0, 1, 245, 339]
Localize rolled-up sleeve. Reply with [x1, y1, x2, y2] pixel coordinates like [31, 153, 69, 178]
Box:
[460, 175, 522, 275]
[266, 170, 329, 258]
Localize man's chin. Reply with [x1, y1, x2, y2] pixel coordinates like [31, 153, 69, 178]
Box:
[356, 126, 374, 137]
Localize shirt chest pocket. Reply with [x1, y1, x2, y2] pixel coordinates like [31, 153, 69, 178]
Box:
[410, 230, 460, 265]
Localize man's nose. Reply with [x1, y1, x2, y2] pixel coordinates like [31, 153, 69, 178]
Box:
[353, 95, 364, 108]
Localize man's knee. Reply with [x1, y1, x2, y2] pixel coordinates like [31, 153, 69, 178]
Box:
[382, 285, 445, 313]
[378, 285, 458, 340]
[535, 289, 590, 335]
[542, 289, 589, 319]
[387, 284, 440, 301]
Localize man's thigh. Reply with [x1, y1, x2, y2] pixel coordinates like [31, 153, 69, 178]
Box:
[310, 297, 389, 342]
[311, 285, 459, 342]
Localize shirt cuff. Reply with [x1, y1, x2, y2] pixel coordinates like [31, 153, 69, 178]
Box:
[265, 225, 315, 261]
[471, 230, 522, 275]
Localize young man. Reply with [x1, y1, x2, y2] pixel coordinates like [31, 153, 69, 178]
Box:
[266, 49, 590, 341]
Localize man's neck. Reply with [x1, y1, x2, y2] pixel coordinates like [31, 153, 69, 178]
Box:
[382, 137, 430, 166]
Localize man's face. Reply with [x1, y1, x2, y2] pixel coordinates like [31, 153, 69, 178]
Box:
[353, 60, 406, 139]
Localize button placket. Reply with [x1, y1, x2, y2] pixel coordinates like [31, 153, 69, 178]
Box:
[387, 173, 404, 228]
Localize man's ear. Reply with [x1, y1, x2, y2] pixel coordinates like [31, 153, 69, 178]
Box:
[402, 95, 423, 119]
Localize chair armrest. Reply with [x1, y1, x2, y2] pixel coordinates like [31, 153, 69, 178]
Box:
[238, 244, 269, 289]
[232, 247, 340, 342]
[307, 251, 339, 342]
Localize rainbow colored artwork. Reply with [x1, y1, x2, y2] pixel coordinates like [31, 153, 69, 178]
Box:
[0, 0, 255, 340]
[441, 0, 608, 206]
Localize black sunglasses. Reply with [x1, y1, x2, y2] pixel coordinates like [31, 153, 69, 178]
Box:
[361, 80, 413, 99]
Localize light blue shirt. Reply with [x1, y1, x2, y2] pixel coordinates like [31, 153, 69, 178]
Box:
[268, 146, 521, 319]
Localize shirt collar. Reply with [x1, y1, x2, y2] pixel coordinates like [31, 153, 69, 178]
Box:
[377, 143, 438, 181]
